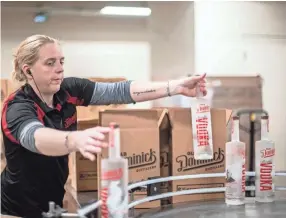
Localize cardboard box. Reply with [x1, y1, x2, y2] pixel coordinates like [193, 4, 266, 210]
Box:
[158, 111, 172, 206]
[1, 79, 14, 171]
[69, 119, 99, 191]
[167, 108, 232, 204]
[98, 109, 169, 209]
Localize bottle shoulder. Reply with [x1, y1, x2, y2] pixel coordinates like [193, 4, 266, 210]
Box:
[101, 157, 128, 164]
[226, 140, 245, 146]
[255, 139, 275, 145]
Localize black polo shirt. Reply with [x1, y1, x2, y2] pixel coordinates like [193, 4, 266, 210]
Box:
[1, 77, 94, 217]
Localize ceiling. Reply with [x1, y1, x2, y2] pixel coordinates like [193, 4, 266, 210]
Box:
[1, 1, 150, 10]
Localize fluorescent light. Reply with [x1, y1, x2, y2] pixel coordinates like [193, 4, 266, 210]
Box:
[100, 6, 151, 16]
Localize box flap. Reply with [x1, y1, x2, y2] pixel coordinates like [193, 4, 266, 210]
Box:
[77, 118, 99, 123]
[99, 109, 161, 128]
[167, 108, 192, 129]
[156, 108, 169, 130]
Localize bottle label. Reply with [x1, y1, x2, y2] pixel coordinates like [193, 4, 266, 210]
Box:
[259, 148, 275, 192]
[225, 147, 246, 199]
[101, 168, 128, 218]
[192, 103, 213, 157]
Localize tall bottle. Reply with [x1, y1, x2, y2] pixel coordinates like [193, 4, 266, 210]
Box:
[192, 85, 214, 160]
[101, 123, 129, 218]
[255, 115, 275, 202]
[225, 116, 246, 205]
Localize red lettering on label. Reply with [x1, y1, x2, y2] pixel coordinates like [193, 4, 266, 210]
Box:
[260, 163, 272, 191]
[64, 113, 77, 129]
[101, 187, 109, 218]
[197, 105, 210, 113]
[196, 117, 209, 147]
[242, 164, 246, 192]
[102, 168, 123, 180]
[261, 148, 275, 158]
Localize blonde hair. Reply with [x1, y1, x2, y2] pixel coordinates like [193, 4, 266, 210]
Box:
[12, 34, 59, 83]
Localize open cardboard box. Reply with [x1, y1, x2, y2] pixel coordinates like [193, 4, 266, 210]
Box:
[166, 108, 232, 204]
[97, 107, 232, 211]
[98, 108, 169, 209]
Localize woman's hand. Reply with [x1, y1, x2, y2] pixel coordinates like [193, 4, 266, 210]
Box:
[68, 126, 110, 161]
[170, 73, 208, 97]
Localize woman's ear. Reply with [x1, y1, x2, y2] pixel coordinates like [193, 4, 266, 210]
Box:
[22, 64, 32, 79]
[27, 69, 32, 75]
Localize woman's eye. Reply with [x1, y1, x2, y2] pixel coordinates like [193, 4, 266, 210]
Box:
[47, 62, 54, 66]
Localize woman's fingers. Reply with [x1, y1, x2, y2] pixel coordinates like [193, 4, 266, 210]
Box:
[89, 131, 106, 141]
[79, 145, 103, 161]
[85, 145, 102, 154]
[86, 137, 108, 148]
[79, 148, 96, 161]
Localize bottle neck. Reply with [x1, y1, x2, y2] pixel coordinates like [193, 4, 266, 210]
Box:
[231, 119, 240, 141]
[109, 128, 121, 159]
[261, 119, 269, 140]
[196, 85, 203, 98]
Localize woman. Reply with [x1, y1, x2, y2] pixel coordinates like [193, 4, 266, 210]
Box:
[1, 34, 207, 217]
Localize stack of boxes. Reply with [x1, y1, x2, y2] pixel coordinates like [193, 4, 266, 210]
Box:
[97, 108, 232, 209]
[1, 79, 15, 171]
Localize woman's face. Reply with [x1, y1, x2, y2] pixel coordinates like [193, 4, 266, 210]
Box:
[30, 42, 65, 95]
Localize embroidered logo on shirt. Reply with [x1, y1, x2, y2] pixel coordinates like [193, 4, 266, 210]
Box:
[64, 113, 77, 129]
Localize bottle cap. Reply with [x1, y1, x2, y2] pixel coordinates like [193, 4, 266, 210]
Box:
[110, 122, 119, 129]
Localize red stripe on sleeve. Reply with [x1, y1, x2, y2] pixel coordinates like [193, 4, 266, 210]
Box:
[34, 103, 45, 124]
[65, 91, 84, 106]
[1, 92, 19, 144]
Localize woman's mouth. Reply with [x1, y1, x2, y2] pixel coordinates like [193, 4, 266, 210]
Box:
[51, 79, 62, 84]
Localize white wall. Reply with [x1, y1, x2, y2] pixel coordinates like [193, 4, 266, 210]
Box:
[0, 6, 152, 109]
[60, 40, 151, 109]
[194, 1, 286, 172]
[1, 2, 195, 80]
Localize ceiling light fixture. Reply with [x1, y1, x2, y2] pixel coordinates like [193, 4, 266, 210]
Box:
[100, 6, 151, 17]
[34, 12, 48, 23]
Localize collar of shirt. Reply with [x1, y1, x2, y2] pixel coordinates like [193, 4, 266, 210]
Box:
[22, 83, 68, 113]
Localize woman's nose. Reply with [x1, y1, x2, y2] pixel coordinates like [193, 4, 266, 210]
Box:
[55, 64, 64, 74]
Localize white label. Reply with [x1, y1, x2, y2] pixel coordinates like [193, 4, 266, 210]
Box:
[259, 147, 275, 192]
[225, 150, 246, 199]
[191, 102, 213, 158]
